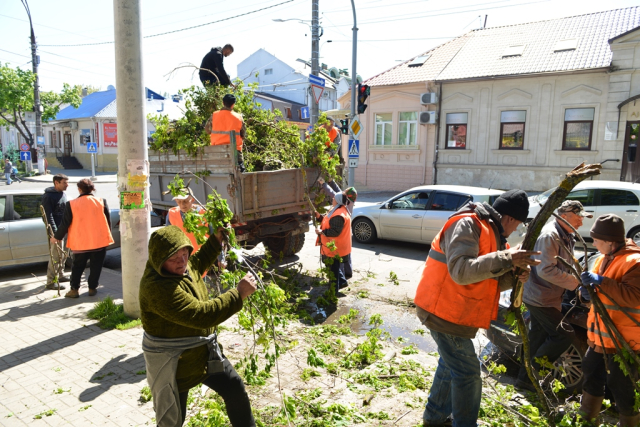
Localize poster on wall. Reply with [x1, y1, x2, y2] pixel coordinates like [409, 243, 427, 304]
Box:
[80, 129, 91, 145]
[103, 123, 118, 147]
[95, 122, 100, 146]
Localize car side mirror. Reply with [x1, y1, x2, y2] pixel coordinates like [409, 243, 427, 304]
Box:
[385, 202, 392, 209]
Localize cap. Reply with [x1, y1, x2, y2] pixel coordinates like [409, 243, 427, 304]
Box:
[558, 200, 593, 218]
[172, 187, 194, 201]
[344, 187, 357, 204]
[590, 214, 625, 243]
[492, 189, 529, 223]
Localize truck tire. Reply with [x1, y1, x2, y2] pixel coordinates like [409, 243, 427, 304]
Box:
[264, 233, 298, 257]
[292, 233, 306, 254]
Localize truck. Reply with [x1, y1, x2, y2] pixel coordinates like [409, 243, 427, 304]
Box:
[148, 142, 324, 256]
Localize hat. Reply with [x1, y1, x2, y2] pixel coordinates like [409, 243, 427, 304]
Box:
[344, 187, 357, 204]
[172, 187, 194, 201]
[590, 214, 625, 242]
[558, 200, 593, 218]
[492, 189, 529, 223]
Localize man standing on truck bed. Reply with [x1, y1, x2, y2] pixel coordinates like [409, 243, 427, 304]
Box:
[199, 44, 235, 87]
[210, 94, 246, 172]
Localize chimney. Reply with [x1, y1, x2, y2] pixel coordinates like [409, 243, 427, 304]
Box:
[81, 87, 88, 97]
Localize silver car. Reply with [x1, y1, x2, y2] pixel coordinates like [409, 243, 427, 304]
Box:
[0, 190, 121, 267]
[351, 185, 505, 244]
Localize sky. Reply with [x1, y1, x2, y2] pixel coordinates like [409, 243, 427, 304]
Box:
[1, 0, 639, 98]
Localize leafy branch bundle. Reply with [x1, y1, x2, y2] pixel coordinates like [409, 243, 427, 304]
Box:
[506, 162, 601, 423]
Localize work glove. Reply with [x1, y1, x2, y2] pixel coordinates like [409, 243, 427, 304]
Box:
[581, 271, 603, 288]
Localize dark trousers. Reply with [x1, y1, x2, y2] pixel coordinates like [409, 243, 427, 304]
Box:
[582, 347, 639, 416]
[322, 254, 348, 290]
[179, 359, 255, 426]
[70, 248, 106, 290]
[518, 305, 575, 382]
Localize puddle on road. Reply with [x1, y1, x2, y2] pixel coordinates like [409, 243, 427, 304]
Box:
[322, 298, 439, 353]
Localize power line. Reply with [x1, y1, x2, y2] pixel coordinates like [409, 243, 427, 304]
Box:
[0, 48, 31, 58]
[39, 0, 296, 47]
[329, 37, 456, 42]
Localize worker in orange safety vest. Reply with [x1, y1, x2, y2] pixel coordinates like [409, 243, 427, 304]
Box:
[51, 178, 114, 299]
[414, 190, 540, 427]
[578, 214, 640, 427]
[209, 94, 246, 172]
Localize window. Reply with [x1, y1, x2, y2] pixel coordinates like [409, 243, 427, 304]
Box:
[399, 112, 418, 145]
[446, 113, 467, 149]
[499, 110, 526, 149]
[563, 108, 594, 150]
[391, 191, 431, 210]
[264, 68, 273, 75]
[12, 195, 42, 220]
[554, 39, 578, 52]
[599, 189, 640, 206]
[430, 192, 471, 211]
[0, 196, 5, 219]
[566, 189, 595, 206]
[502, 45, 525, 57]
[375, 113, 393, 145]
[285, 107, 292, 119]
[408, 54, 430, 67]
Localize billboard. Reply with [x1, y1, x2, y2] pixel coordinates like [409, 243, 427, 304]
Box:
[103, 123, 118, 147]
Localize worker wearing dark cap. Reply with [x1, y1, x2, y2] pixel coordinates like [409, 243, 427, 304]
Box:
[414, 189, 541, 427]
[209, 94, 246, 172]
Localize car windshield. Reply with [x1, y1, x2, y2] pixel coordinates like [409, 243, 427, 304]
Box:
[536, 187, 556, 205]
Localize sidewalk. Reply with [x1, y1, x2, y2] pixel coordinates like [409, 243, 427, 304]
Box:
[0, 264, 153, 426]
[21, 167, 117, 184]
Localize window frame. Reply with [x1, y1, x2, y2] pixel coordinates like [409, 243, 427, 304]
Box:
[499, 110, 526, 150]
[10, 194, 43, 221]
[374, 113, 393, 146]
[427, 191, 472, 212]
[445, 112, 468, 150]
[264, 68, 273, 75]
[562, 108, 595, 151]
[398, 111, 418, 145]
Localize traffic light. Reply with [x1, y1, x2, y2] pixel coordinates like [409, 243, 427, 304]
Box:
[357, 84, 370, 114]
[339, 118, 349, 135]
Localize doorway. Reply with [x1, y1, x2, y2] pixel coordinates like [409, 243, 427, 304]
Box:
[63, 133, 72, 157]
[621, 121, 640, 183]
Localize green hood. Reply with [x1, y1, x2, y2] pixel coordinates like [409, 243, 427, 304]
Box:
[147, 225, 194, 276]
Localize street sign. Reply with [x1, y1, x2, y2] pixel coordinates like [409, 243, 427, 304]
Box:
[20, 143, 30, 152]
[350, 116, 362, 138]
[348, 158, 359, 168]
[25, 112, 36, 122]
[348, 140, 360, 158]
[308, 74, 325, 87]
[300, 106, 310, 120]
[87, 142, 98, 153]
[20, 151, 31, 161]
[37, 136, 45, 146]
[307, 125, 314, 133]
[311, 85, 324, 104]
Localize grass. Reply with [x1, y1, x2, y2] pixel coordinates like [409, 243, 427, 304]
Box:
[87, 296, 141, 330]
[140, 386, 153, 403]
[34, 409, 56, 419]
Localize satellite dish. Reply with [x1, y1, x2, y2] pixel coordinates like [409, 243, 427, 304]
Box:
[107, 85, 116, 91]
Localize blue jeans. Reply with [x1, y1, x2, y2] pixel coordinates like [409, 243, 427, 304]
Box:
[424, 329, 482, 427]
[5, 172, 11, 185]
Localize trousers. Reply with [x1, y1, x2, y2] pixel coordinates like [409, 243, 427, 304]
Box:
[70, 248, 107, 290]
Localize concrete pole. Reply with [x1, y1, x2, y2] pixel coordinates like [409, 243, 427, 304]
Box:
[113, 0, 150, 318]
[23, 0, 38, 173]
[348, 0, 358, 186]
[310, 0, 320, 127]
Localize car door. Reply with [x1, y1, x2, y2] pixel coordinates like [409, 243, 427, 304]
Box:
[8, 194, 49, 261]
[595, 188, 640, 232]
[378, 190, 431, 242]
[0, 196, 11, 262]
[422, 191, 472, 243]
[564, 188, 597, 240]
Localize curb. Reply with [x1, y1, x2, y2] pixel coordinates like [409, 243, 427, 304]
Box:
[21, 176, 118, 184]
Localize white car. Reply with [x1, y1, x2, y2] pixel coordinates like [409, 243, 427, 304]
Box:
[528, 180, 640, 245]
[351, 185, 505, 244]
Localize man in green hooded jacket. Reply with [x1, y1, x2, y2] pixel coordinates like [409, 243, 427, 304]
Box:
[139, 225, 257, 426]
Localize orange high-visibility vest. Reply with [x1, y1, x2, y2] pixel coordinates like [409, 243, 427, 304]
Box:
[587, 249, 640, 352]
[67, 195, 114, 251]
[320, 205, 351, 257]
[210, 109, 243, 151]
[326, 127, 338, 147]
[168, 206, 207, 252]
[413, 212, 503, 329]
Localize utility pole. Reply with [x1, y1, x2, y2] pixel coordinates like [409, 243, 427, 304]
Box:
[113, 0, 150, 318]
[349, 0, 358, 186]
[310, 0, 320, 127]
[22, 0, 38, 173]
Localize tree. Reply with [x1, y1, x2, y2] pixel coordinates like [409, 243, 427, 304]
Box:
[0, 62, 82, 149]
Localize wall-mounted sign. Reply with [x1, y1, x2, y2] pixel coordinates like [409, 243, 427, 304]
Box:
[103, 123, 118, 147]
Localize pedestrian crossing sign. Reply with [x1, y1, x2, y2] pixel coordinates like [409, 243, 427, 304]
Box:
[348, 139, 359, 158]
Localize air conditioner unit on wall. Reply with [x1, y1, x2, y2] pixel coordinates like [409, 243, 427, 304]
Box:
[419, 111, 437, 125]
[420, 93, 438, 105]
[70, 121, 78, 130]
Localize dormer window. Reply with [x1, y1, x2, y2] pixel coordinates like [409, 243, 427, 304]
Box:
[502, 45, 525, 57]
[554, 39, 578, 52]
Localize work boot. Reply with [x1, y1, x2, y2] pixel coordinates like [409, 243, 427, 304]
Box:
[578, 392, 604, 425]
[58, 276, 71, 283]
[88, 288, 98, 296]
[64, 289, 80, 298]
[45, 283, 67, 290]
[618, 413, 640, 427]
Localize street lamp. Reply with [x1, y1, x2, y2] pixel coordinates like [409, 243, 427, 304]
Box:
[21, 0, 40, 172]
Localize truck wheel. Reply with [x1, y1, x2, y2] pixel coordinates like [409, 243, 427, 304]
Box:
[292, 233, 306, 254]
[264, 233, 297, 257]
